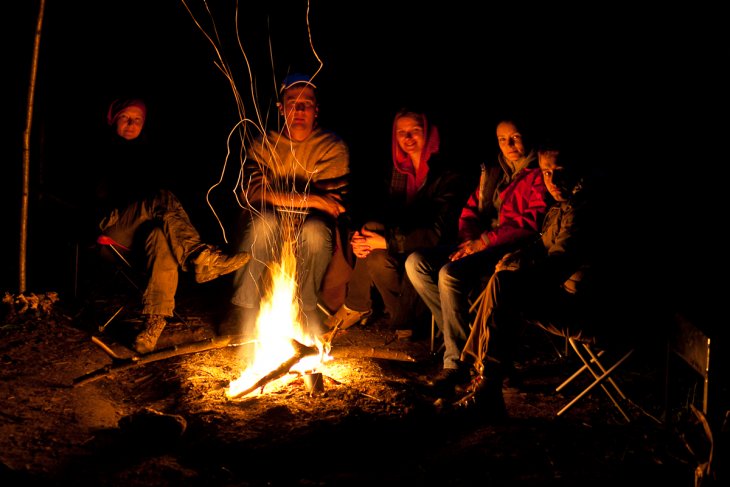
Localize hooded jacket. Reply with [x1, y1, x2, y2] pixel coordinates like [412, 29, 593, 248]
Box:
[458, 150, 548, 248]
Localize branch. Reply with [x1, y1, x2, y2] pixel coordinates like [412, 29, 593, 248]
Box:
[73, 335, 245, 387]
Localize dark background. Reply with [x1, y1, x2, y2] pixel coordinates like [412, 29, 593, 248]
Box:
[6, 1, 721, 328]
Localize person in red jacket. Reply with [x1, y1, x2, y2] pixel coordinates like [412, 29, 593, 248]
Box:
[405, 113, 549, 397]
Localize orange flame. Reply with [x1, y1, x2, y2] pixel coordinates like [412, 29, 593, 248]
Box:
[226, 240, 329, 398]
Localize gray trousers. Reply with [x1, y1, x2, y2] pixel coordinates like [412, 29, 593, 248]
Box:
[99, 189, 206, 317]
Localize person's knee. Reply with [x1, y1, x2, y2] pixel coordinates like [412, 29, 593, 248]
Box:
[242, 213, 279, 252]
[438, 262, 458, 289]
[151, 188, 180, 211]
[404, 251, 423, 278]
[362, 221, 385, 233]
[300, 218, 332, 252]
[365, 249, 389, 269]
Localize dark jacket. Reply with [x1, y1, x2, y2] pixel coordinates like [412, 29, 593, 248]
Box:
[379, 153, 469, 255]
[90, 128, 170, 223]
[496, 176, 599, 291]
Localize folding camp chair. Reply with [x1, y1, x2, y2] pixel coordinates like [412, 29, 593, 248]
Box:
[95, 235, 187, 332]
[538, 324, 635, 421]
[94, 235, 143, 332]
[531, 266, 637, 423]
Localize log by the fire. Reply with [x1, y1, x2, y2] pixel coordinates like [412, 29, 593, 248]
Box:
[73, 335, 246, 387]
[330, 346, 416, 362]
[228, 338, 319, 399]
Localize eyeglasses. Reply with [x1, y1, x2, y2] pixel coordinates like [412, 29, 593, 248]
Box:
[283, 99, 316, 110]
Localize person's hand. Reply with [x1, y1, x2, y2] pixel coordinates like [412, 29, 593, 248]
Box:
[449, 238, 487, 261]
[359, 228, 386, 250]
[495, 249, 526, 272]
[350, 227, 387, 259]
[495, 258, 518, 272]
[350, 230, 370, 258]
[309, 194, 345, 218]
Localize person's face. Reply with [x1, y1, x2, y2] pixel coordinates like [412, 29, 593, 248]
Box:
[280, 85, 318, 141]
[539, 151, 574, 202]
[496, 121, 525, 163]
[115, 106, 145, 141]
[395, 115, 425, 160]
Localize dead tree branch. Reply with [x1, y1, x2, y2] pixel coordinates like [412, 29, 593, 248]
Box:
[73, 335, 245, 387]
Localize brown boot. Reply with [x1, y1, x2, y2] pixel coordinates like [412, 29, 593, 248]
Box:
[194, 246, 251, 284]
[134, 314, 168, 354]
[452, 374, 507, 419]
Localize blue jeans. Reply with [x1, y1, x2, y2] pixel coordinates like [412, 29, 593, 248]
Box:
[230, 210, 334, 334]
[405, 245, 503, 369]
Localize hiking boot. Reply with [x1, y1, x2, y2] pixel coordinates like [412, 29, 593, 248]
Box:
[133, 314, 168, 354]
[452, 374, 507, 419]
[194, 246, 251, 283]
[324, 305, 372, 330]
[426, 367, 470, 396]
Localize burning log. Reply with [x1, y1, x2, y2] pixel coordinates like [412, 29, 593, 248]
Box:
[73, 335, 246, 387]
[227, 338, 319, 399]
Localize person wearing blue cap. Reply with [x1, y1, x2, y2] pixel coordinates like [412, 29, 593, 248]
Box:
[223, 73, 350, 341]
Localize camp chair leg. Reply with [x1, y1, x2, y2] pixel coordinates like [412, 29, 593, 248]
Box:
[556, 349, 606, 392]
[430, 314, 437, 353]
[99, 305, 125, 333]
[580, 342, 630, 401]
[557, 337, 634, 422]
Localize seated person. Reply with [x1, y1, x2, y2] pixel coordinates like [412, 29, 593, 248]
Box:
[405, 114, 549, 394]
[455, 141, 600, 417]
[325, 107, 468, 334]
[92, 97, 250, 354]
[224, 74, 350, 341]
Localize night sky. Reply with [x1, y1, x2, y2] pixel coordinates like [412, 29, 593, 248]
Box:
[7, 1, 722, 321]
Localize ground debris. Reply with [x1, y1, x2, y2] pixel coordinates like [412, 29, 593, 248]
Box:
[2, 291, 60, 323]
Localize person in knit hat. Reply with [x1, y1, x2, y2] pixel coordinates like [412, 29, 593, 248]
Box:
[106, 98, 147, 141]
[92, 96, 250, 354]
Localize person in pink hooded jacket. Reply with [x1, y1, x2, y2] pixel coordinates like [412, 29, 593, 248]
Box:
[324, 107, 468, 335]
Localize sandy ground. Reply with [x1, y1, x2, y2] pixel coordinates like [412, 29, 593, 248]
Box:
[0, 280, 719, 486]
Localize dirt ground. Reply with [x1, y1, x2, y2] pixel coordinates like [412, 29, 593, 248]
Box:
[0, 278, 721, 487]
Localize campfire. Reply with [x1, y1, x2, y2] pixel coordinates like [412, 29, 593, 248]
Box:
[226, 239, 331, 399]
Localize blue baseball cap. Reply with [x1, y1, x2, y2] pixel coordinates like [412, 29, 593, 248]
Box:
[279, 73, 317, 94]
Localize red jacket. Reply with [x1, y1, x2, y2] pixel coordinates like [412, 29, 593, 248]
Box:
[458, 166, 548, 248]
